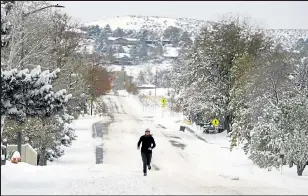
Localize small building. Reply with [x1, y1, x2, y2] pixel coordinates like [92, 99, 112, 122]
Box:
[107, 37, 138, 45]
[162, 40, 172, 46]
[163, 47, 179, 59]
[137, 84, 156, 90]
[146, 40, 160, 45]
[113, 53, 132, 65]
[125, 38, 138, 45]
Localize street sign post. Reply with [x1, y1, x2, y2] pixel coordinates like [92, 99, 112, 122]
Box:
[161, 97, 167, 108]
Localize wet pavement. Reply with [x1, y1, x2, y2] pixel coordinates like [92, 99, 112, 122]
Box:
[184, 126, 210, 144]
[169, 140, 187, 150]
[92, 121, 112, 164]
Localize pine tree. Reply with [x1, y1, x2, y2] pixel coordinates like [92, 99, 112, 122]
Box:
[84, 25, 102, 38]
[163, 26, 182, 47]
[179, 31, 192, 47]
[103, 24, 112, 37]
[137, 71, 146, 85]
[1, 66, 71, 126]
[113, 27, 125, 38]
[136, 29, 148, 60]
[129, 45, 139, 63]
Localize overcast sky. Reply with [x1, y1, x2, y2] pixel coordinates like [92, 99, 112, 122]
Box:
[53, 1, 308, 29]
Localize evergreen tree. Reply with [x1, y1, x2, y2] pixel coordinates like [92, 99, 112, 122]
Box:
[1, 66, 71, 123]
[113, 27, 125, 38]
[103, 24, 112, 37]
[136, 30, 148, 60]
[179, 31, 192, 47]
[137, 71, 146, 85]
[129, 45, 139, 63]
[163, 26, 183, 46]
[84, 25, 102, 38]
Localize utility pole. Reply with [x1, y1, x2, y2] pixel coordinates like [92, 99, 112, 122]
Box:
[130, 71, 132, 86]
[90, 63, 94, 116]
[124, 67, 126, 88]
[17, 4, 65, 156]
[155, 68, 158, 97]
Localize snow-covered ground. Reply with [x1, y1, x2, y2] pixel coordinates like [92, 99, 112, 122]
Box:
[1, 114, 163, 195]
[2, 91, 307, 195]
[137, 91, 308, 189]
[139, 88, 170, 97]
[108, 62, 172, 78]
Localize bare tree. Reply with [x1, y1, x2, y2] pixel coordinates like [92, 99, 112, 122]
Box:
[1, 1, 56, 69]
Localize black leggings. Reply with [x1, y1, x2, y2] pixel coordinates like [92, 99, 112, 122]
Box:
[141, 152, 152, 173]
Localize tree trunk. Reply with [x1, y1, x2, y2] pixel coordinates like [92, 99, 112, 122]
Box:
[1, 138, 8, 165]
[38, 150, 46, 166]
[225, 114, 232, 133]
[297, 163, 306, 176]
[1, 115, 6, 134]
[1, 116, 7, 165]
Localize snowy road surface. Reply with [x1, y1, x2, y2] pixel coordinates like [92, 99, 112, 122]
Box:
[1, 91, 307, 195]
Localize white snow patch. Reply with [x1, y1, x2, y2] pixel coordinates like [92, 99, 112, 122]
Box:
[163, 47, 179, 58]
[114, 53, 130, 58]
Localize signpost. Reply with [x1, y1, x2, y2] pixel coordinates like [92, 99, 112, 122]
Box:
[211, 118, 220, 127]
[161, 97, 167, 108]
[90, 96, 93, 115]
[211, 118, 220, 137]
[160, 97, 167, 117]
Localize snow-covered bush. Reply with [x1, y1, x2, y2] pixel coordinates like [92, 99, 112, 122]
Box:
[61, 123, 76, 147]
[249, 93, 308, 176]
[1, 65, 73, 165]
[172, 17, 272, 132]
[1, 66, 71, 123]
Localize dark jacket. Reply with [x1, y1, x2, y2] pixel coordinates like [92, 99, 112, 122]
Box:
[138, 135, 156, 154]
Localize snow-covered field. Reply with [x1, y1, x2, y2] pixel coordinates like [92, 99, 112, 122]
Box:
[108, 62, 172, 78]
[1, 91, 307, 195]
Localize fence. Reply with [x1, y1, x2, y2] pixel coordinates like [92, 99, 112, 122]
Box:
[6, 144, 37, 166]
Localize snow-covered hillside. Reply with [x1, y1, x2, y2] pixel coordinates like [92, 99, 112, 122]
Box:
[86, 15, 210, 37]
[265, 29, 308, 50]
[85, 15, 308, 49]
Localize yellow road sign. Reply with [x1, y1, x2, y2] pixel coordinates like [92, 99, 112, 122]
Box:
[161, 97, 167, 104]
[211, 118, 220, 127]
[184, 119, 192, 125]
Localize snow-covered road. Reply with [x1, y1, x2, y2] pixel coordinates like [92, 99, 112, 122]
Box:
[1, 92, 307, 195]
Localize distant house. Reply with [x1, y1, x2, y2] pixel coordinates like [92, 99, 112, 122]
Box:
[125, 38, 139, 45]
[107, 37, 138, 45]
[113, 53, 133, 65]
[145, 40, 160, 45]
[162, 40, 172, 46]
[163, 47, 179, 59]
[137, 84, 156, 90]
